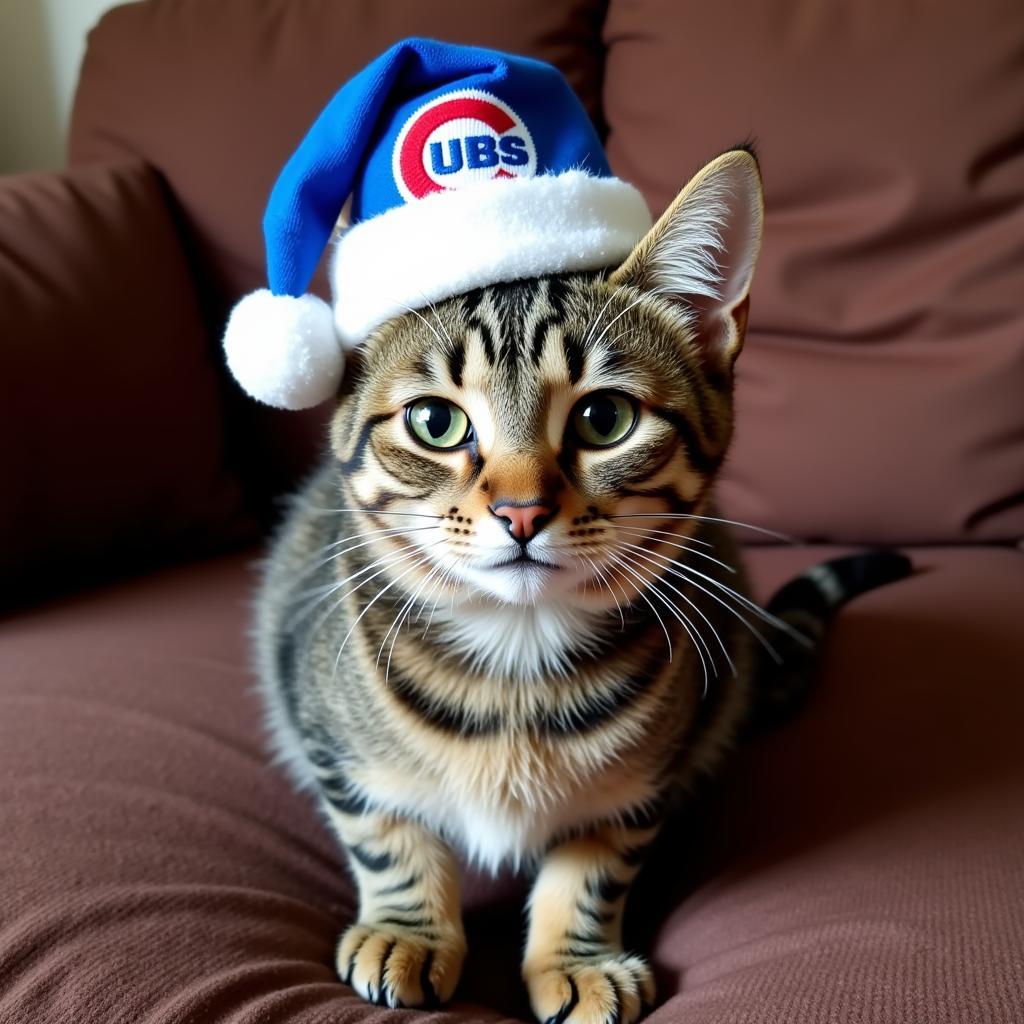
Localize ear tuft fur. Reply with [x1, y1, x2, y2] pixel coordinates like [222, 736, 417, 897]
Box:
[611, 148, 764, 366]
[646, 173, 731, 302]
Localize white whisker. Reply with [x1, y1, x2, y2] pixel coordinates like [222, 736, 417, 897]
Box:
[305, 507, 442, 519]
[616, 541, 787, 663]
[291, 525, 437, 588]
[420, 557, 464, 639]
[302, 539, 444, 637]
[332, 550, 441, 678]
[288, 536, 423, 610]
[565, 548, 625, 630]
[599, 557, 643, 622]
[610, 548, 715, 691]
[609, 512, 796, 545]
[378, 558, 445, 681]
[415, 559, 452, 625]
[419, 291, 457, 351]
[581, 553, 626, 631]
[583, 291, 618, 348]
[320, 523, 439, 552]
[414, 559, 448, 624]
[605, 521, 714, 547]
[391, 297, 449, 351]
[401, 285, 457, 352]
[613, 544, 736, 679]
[668, 555, 807, 644]
[602, 551, 673, 663]
[588, 294, 648, 351]
[608, 524, 733, 569]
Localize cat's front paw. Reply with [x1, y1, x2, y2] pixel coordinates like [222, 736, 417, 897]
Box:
[336, 921, 466, 1008]
[524, 952, 655, 1024]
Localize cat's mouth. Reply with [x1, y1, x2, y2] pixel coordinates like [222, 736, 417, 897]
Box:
[489, 551, 563, 572]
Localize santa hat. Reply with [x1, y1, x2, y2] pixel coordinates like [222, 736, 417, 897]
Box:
[223, 37, 653, 410]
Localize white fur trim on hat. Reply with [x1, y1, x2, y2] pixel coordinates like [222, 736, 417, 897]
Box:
[330, 170, 653, 346]
[222, 290, 343, 410]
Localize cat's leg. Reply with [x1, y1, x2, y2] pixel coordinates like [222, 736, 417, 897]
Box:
[523, 821, 659, 1024]
[326, 805, 466, 1008]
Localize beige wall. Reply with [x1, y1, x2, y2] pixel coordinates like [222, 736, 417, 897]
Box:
[0, 0, 135, 174]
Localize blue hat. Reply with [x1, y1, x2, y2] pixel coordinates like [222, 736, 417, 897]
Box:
[223, 37, 652, 409]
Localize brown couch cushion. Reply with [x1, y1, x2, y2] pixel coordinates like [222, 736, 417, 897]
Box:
[604, 0, 1024, 544]
[69, 0, 609, 493]
[2, 545, 1021, 1021]
[0, 163, 247, 591]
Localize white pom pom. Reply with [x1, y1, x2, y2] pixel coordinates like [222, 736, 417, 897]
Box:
[222, 290, 343, 410]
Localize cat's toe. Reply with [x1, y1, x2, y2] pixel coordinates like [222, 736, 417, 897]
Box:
[337, 922, 465, 1008]
[525, 953, 655, 1024]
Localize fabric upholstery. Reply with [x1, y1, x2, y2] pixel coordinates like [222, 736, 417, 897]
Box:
[2, 545, 1021, 1022]
[603, 0, 1024, 545]
[0, 162, 247, 589]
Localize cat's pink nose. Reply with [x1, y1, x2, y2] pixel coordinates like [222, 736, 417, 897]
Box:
[491, 502, 554, 542]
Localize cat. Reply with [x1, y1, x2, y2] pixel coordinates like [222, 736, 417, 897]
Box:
[255, 148, 909, 1023]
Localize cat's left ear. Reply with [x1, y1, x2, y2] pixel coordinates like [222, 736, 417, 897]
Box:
[609, 148, 764, 369]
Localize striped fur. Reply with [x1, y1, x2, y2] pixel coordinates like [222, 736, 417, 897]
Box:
[256, 151, 768, 1019]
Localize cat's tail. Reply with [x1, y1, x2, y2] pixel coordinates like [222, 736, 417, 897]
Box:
[748, 549, 913, 734]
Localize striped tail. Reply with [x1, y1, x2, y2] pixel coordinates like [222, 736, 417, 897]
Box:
[749, 550, 913, 733]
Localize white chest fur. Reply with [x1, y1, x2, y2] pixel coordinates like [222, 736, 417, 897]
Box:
[435, 600, 605, 680]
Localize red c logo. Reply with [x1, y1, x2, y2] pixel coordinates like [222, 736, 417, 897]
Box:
[392, 90, 537, 202]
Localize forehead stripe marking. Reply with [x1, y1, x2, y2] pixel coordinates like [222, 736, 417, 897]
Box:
[446, 339, 466, 387]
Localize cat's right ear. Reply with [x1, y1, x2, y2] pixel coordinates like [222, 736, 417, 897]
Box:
[609, 148, 764, 371]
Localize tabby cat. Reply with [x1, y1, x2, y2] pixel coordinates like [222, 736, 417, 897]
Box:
[256, 149, 906, 1022]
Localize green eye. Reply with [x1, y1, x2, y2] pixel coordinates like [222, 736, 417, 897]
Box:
[572, 392, 637, 448]
[407, 398, 472, 449]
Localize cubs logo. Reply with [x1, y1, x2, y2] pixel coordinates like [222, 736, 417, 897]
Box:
[392, 89, 538, 202]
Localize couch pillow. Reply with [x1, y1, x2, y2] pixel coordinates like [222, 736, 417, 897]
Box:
[0, 161, 248, 593]
[603, 0, 1024, 543]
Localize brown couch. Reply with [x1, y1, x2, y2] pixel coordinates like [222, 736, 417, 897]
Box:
[2, 2, 1023, 1021]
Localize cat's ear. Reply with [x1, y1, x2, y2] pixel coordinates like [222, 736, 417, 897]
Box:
[609, 148, 764, 369]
